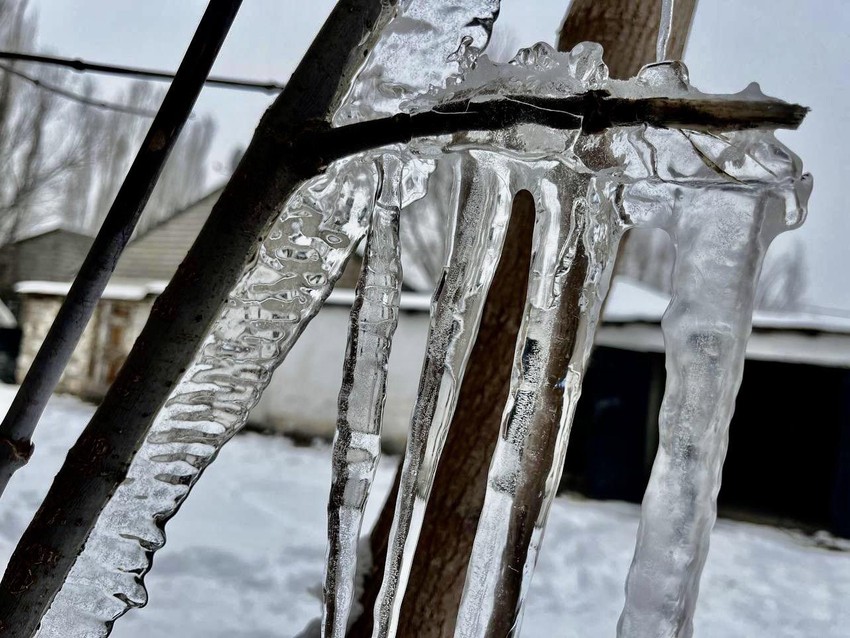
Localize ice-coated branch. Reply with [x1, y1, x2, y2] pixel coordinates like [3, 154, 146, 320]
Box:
[291, 92, 808, 171]
[0, 0, 244, 499]
[0, 1, 397, 635]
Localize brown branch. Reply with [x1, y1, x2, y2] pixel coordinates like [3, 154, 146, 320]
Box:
[0, 1, 396, 636]
[294, 92, 808, 173]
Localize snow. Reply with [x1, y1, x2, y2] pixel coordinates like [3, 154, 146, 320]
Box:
[0, 385, 848, 637]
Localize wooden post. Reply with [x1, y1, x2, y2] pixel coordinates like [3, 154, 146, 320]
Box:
[349, 2, 698, 635]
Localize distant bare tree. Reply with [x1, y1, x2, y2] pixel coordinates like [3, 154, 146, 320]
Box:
[0, 0, 215, 245]
[85, 81, 215, 234]
[0, 0, 90, 241]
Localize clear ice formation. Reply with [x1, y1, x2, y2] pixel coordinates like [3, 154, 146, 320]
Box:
[321, 154, 404, 638]
[36, 156, 381, 637]
[34, 3, 811, 637]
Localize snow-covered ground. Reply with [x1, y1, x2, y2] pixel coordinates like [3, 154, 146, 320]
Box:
[0, 386, 848, 637]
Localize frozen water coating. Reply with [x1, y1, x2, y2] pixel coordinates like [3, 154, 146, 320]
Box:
[321, 154, 404, 638]
[612, 125, 811, 638]
[657, 0, 675, 62]
[36, 156, 381, 637]
[454, 162, 625, 638]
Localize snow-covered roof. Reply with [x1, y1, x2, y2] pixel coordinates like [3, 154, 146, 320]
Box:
[14, 280, 167, 301]
[7, 219, 89, 244]
[603, 277, 850, 335]
[599, 278, 850, 368]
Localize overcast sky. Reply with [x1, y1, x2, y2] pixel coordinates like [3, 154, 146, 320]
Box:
[27, 0, 850, 312]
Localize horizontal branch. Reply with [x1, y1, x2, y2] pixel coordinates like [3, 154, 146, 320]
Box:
[292, 91, 808, 170]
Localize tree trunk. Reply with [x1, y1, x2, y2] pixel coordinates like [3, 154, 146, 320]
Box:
[349, 2, 698, 635]
[558, 0, 697, 79]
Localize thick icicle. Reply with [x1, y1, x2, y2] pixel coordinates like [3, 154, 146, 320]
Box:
[616, 129, 811, 638]
[454, 164, 625, 638]
[36, 157, 379, 638]
[372, 152, 514, 638]
[322, 155, 404, 638]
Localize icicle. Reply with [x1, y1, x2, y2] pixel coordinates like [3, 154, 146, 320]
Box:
[371, 152, 514, 638]
[615, 130, 812, 638]
[454, 164, 625, 638]
[36, 156, 380, 638]
[656, 0, 676, 62]
[322, 155, 404, 638]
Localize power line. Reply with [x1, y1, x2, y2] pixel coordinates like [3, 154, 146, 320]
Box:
[0, 51, 285, 93]
[0, 62, 160, 117]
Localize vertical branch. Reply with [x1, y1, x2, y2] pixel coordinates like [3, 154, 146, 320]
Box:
[0, 0, 244, 496]
[0, 1, 396, 636]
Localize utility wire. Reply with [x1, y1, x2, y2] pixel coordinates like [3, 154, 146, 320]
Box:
[0, 62, 160, 117]
[0, 50, 286, 93]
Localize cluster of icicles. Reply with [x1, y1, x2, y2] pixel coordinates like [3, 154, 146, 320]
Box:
[37, 19, 811, 638]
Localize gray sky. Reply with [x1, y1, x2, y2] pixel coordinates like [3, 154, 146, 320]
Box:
[28, 0, 850, 312]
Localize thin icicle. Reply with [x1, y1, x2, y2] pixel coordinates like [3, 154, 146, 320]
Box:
[372, 152, 514, 638]
[616, 130, 811, 638]
[322, 155, 404, 638]
[36, 157, 380, 638]
[656, 0, 676, 62]
[454, 165, 624, 638]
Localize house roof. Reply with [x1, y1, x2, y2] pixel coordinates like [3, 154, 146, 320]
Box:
[598, 277, 850, 369]
[6, 220, 88, 245]
[111, 189, 223, 282]
[603, 277, 850, 335]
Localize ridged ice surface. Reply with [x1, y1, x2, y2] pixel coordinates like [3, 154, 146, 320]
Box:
[321, 155, 404, 638]
[36, 157, 380, 638]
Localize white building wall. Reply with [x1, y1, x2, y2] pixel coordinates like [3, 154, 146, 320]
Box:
[249, 298, 430, 451]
